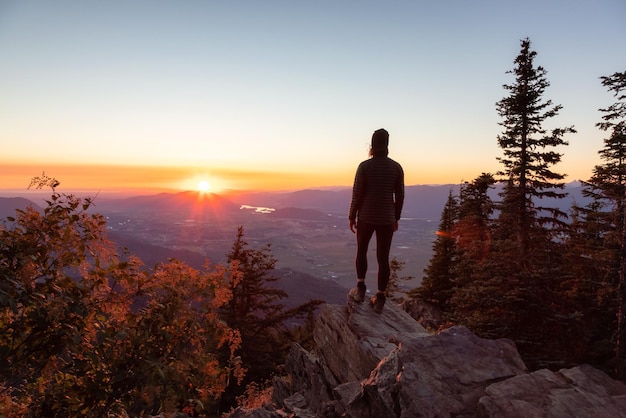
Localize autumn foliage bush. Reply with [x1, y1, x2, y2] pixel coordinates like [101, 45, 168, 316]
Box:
[0, 178, 245, 417]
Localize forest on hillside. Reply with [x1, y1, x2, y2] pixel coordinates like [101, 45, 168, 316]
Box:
[1, 38, 625, 417]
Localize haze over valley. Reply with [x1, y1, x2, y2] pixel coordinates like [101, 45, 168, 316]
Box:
[1, 183, 590, 301]
[94, 186, 443, 292]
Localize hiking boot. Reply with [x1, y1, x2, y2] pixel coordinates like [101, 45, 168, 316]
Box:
[348, 284, 366, 303]
[370, 292, 386, 314]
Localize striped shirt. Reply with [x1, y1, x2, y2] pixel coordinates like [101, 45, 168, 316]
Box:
[348, 155, 405, 225]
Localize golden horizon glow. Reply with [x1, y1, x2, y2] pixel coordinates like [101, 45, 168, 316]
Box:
[0, 159, 592, 197]
[0, 162, 357, 194]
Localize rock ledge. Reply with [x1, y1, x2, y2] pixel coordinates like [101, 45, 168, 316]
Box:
[227, 300, 626, 417]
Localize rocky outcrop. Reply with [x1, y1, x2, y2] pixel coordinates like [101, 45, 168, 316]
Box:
[226, 299, 626, 417]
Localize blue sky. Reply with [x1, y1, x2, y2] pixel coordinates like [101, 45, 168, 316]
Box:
[1, 0, 625, 192]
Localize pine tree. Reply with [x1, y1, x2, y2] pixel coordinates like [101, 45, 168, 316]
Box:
[560, 203, 618, 370]
[411, 190, 459, 310]
[495, 38, 575, 265]
[447, 174, 500, 332]
[470, 39, 574, 368]
[454, 173, 495, 267]
[222, 227, 287, 383]
[451, 39, 575, 368]
[220, 226, 322, 407]
[579, 70, 626, 377]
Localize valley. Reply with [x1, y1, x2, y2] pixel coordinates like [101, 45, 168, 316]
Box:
[100, 197, 437, 292]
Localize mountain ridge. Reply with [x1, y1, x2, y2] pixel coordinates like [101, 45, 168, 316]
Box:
[0, 197, 43, 220]
[2, 181, 590, 222]
[94, 181, 590, 221]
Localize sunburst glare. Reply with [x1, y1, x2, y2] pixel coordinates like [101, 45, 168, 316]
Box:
[197, 180, 211, 192]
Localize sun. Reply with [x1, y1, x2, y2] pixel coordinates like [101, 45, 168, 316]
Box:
[179, 175, 225, 194]
[197, 180, 211, 193]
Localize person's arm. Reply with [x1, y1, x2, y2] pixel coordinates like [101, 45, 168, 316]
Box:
[394, 164, 405, 223]
[348, 163, 365, 232]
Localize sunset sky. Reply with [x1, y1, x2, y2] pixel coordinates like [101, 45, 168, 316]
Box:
[1, 1, 625, 194]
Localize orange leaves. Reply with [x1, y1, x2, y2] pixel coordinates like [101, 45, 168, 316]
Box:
[1, 187, 245, 415]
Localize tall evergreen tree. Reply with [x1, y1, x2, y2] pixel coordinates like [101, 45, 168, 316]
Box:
[560, 203, 618, 370]
[578, 70, 626, 377]
[454, 173, 495, 266]
[411, 190, 459, 310]
[472, 39, 574, 368]
[220, 226, 321, 408]
[495, 38, 575, 265]
[221, 226, 287, 390]
[447, 174, 499, 332]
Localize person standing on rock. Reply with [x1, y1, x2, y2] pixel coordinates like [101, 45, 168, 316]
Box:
[348, 128, 405, 313]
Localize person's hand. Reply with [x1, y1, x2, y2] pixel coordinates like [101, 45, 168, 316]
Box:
[349, 219, 357, 233]
[393, 220, 398, 232]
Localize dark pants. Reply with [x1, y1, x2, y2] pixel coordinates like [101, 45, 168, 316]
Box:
[355, 221, 395, 292]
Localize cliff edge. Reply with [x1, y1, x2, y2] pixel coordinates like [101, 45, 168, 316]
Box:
[227, 298, 626, 417]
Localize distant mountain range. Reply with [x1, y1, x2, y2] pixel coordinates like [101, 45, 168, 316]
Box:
[219, 182, 590, 220]
[81, 185, 461, 221]
[2, 182, 591, 223]
[0, 197, 42, 220]
[94, 190, 239, 215]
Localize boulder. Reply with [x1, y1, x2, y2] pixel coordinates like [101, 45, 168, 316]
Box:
[477, 364, 626, 417]
[340, 303, 527, 417]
